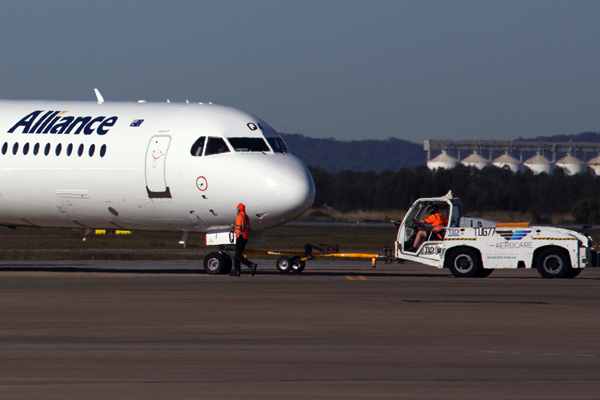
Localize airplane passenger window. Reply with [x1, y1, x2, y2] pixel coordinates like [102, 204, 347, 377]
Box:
[100, 144, 107, 158]
[33, 143, 39, 155]
[23, 143, 30, 155]
[267, 137, 289, 153]
[89, 144, 95, 157]
[12, 143, 19, 155]
[55, 143, 62, 156]
[1, 142, 6, 155]
[66, 143, 73, 156]
[190, 137, 205, 156]
[44, 143, 50, 156]
[78, 144, 84, 157]
[227, 137, 270, 152]
[204, 137, 231, 156]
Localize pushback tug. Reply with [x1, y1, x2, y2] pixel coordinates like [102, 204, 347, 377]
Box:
[212, 192, 598, 278]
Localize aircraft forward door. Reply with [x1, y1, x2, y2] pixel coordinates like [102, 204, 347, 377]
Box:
[145, 135, 172, 198]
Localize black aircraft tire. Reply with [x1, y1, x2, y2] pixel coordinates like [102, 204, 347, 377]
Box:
[203, 252, 226, 275]
[222, 253, 232, 275]
[276, 256, 292, 273]
[536, 248, 571, 279]
[447, 248, 482, 278]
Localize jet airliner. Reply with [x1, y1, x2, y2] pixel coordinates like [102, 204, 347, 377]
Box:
[0, 92, 315, 271]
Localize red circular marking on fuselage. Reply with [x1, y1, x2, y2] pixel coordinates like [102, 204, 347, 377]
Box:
[196, 176, 208, 191]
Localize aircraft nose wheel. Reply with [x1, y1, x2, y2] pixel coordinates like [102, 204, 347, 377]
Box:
[203, 252, 232, 275]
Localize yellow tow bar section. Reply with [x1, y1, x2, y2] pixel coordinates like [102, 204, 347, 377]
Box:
[243, 244, 395, 273]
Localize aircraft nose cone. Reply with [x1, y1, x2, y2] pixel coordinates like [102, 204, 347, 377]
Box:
[259, 155, 315, 226]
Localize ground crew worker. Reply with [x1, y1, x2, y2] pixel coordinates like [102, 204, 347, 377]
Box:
[410, 205, 449, 251]
[229, 203, 257, 276]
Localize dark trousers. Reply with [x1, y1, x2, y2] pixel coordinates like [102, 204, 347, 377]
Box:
[234, 237, 253, 271]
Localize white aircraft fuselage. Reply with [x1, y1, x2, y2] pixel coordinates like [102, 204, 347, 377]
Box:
[0, 100, 315, 238]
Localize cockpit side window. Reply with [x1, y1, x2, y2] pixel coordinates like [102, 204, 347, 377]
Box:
[227, 137, 270, 152]
[190, 137, 206, 156]
[204, 137, 231, 156]
[267, 137, 289, 153]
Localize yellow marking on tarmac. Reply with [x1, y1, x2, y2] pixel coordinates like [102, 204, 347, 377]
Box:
[346, 275, 367, 280]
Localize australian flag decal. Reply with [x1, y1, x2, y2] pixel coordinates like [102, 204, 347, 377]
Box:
[130, 119, 144, 127]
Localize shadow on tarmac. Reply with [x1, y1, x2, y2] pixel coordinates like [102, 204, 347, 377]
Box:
[0, 265, 598, 280]
[0, 265, 443, 278]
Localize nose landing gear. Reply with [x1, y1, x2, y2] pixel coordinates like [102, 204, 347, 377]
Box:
[203, 251, 232, 275]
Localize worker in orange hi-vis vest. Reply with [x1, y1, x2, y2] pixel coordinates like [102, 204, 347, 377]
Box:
[229, 203, 257, 276]
[410, 205, 449, 252]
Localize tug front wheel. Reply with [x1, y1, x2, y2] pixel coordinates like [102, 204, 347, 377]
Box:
[536, 248, 572, 279]
[447, 248, 482, 278]
[565, 268, 582, 279]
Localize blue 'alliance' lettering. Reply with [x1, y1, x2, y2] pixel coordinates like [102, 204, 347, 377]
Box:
[8, 111, 118, 135]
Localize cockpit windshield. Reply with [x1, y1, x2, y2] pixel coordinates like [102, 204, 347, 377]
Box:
[204, 137, 231, 156]
[227, 137, 270, 152]
[190, 137, 205, 156]
[267, 137, 289, 153]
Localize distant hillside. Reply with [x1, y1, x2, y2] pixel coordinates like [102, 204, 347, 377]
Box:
[281, 133, 425, 173]
[519, 131, 600, 142]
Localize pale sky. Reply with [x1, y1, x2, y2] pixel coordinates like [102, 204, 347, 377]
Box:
[1, 0, 600, 142]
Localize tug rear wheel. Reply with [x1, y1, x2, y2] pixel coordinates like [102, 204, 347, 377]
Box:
[477, 268, 494, 278]
[447, 248, 482, 278]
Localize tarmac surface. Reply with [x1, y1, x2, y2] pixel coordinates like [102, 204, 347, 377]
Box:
[0, 259, 599, 399]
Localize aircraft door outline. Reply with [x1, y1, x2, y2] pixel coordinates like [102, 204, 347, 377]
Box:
[145, 135, 172, 198]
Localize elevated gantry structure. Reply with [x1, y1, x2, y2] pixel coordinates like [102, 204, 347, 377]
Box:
[423, 140, 600, 175]
[423, 140, 600, 162]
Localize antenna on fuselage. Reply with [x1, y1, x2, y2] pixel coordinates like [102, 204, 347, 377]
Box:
[94, 88, 104, 105]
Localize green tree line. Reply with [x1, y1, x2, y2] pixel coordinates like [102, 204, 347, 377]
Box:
[308, 165, 600, 223]
[282, 134, 425, 172]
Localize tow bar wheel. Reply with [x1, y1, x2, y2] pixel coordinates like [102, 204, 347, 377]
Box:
[291, 256, 306, 273]
[276, 256, 292, 273]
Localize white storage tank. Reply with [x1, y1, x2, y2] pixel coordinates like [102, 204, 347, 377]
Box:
[524, 153, 554, 175]
[427, 150, 459, 170]
[492, 152, 523, 172]
[587, 153, 600, 176]
[461, 151, 491, 169]
[555, 154, 586, 175]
